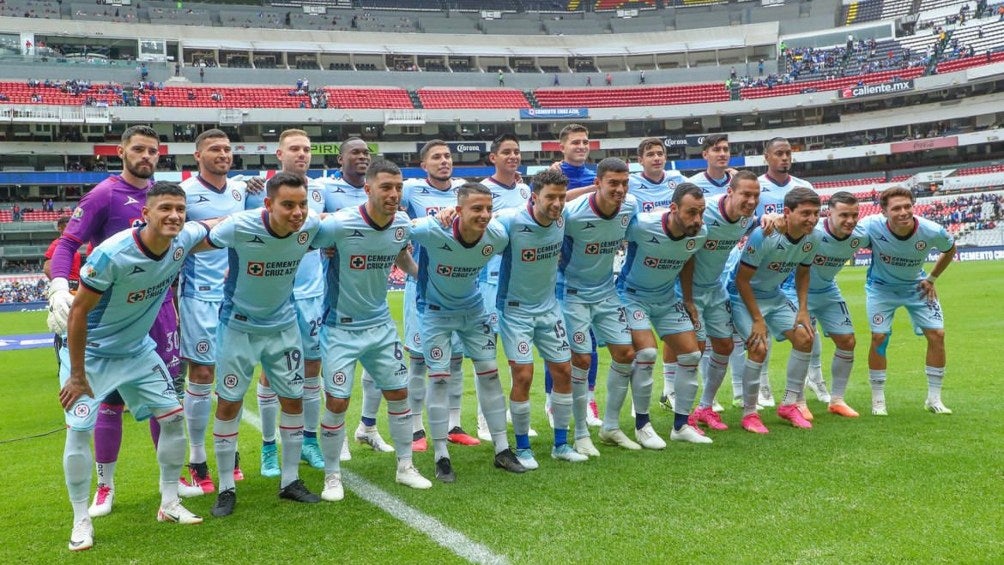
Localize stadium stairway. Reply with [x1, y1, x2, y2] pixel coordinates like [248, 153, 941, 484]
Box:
[408, 90, 423, 109]
[523, 90, 541, 108]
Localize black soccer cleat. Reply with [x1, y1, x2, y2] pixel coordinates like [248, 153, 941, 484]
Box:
[435, 457, 456, 483]
[278, 479, 321, 503]
[493, 448, 528, 474]
[211, 489, 236, 518]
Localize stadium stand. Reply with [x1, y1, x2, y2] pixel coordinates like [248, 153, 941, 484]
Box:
[417, 88, 531, 109]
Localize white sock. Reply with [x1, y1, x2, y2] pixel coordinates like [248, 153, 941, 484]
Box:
[700, 352, 729, 409]
[602, 362, 629, 431]
[783, 350, 812, 405]
[571, 365, 590, 438]
[64, 429, 92, 522]
[278, 411, 304, 488]
[155, 408, 185, 506]
[926, 365, 945, 402]
[361, 371, 382, 421]
[95, 460, 116, 490]
[673, 351, 701, 417]
[662, 362, 677, 397]
[214, 416, 240, 492]
[257, 382, 278, 443]
[319, 409, 345, 476]
[386, 398, 413, 461]
[184, 382, 213, 464]
[742, 359, 763, 416]
[302, 376, 321, 435]
[474, 360, 509, 452]
[407, 356, 427, 433]
[831, 348, 854, 399]
[448, 357, 463, 429]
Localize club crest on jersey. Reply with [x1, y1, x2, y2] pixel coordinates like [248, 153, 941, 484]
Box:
[333, 371, 346, 386]
[520, 188, 530, 199]
[312, 190, 322, 202]
[801, 242, 813, 253]
[850, 237, 860, 248]
[482, 245, 494, 256]
[915, 241, 927, 251]
[223, 374, 239, 388]
[173, 247, 184, 261]
[621, 215, 630, 227]
[349, 255, 367, 270]
[767, 261, 782, 272]
[813, 255, 826, 265]
[247, 262, 265, 276]
[436, 264, 453, 276]
[632, 310, 645, 320]
[643, 257, 658, 268]
[126, 290, 147, 303]
[740, 217, 750, 227]
[488, 313, 498, 326]
[232, 189, 243, 202]
[429, 346, 443, 360]
[642, 202, 655, 212]
[425, 207, 442, 216]
[72, 403, 90, 418]
[572, 331, 586, 345]
[395, 227, 406, 241]
[704, 240, 718, 250]
[517, 341, 530, 355]
[585, 243, 600, 255]
[556, 217, 564, 228]
[686, 239, 696, 250]
[521, 249, 537, 262]
[196, 340, 211, 354]
[872, 314, 884, 325]
[298, 232, 309, 245]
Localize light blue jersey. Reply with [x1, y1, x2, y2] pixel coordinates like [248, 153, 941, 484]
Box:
[479, 176, 530, 286]
[558, 193, 637, 303]
[402, 177, 464, 225]
[806, 220, 869, 292]
[179, 175, 248, 300]
[496, 204, 564, 311]
[618, 211, 707, 302]
[692, 195, 755, 289]
[860, 214, 954, 289]
[412, 216, 507, 313]
[79, 222, 208, 357]
[628, 171, 685, 212]
[321, 175, 368, 212]
[756, 173, 814, 216]
[209, 209, 326, 334]
[728, 227, 818, 300]
[688, 170, 733, 198]
[314, 206, 411, 329]
[291, 178, 327, 300]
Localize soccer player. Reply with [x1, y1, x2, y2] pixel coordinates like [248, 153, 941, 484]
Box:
[59, 182, 207, 551]
[497, 169, 588, 468]
[861, 186, 957, 415]
[314, 159, 431, 501]
[177, 128, 253, 494]
[413, 182, 526, 480]
[322, 137, 395, 455]
[617, 182, 710, 444]
[684, 171, 760, 433]
[728, 186, 820, 433]
[401, 140, 478, 451]
[558, 157, 641, 454]
[47, 125, 192, 517]
[783, 191, 868, 418]
[44, 216, 80, 360]
[208, 171, 330, 517]
[628, 137, 686, 213]
[254, 129, 327, 477]
[687, 134, 734, 197]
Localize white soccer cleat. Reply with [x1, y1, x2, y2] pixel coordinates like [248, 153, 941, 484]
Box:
[157, 499, 203, 524]
[551, 443, 589, 462]
[634, 422, 667, 450]
[515, 448, 539, 470]
[872, 399, 888, 416]
[806, 368, 831, 403]
[598, 428, 642, 450]
[322, 473, 344, 502]
[355, 422, 394, 452]
[396, 463, 432, 490]
[68, 517, 94, 551]
[586, 399, 603, 427]
[924, 399, 953, 415]
[476, 413, 492, 442]
[178, 479, 204, 499]
[670, 424, 713, 444]
[757, 383, 776, 408]
[87, 484, 114, 518]
[573, 436, 601, 457]
[340, 436, 352, 461]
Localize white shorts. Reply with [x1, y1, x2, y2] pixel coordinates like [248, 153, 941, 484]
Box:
[180, 296, 220, 365]
[215, 323, 304, 402]
[321, 321, 408, 398]
[561, 295, 632, 354]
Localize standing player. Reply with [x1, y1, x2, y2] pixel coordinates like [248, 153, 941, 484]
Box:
[401, 140, 479, 450]
[497, 169, 587, 468]
[413, 183, 526, 481]
[177, 128, 252, 494]
[783, 191, 868, 418]
[59, 182, 207, 551]
[254, 129, 326, 477]
[861, 187, 957, 416]
[208, 172, 330, 517]
[629, 137, 686, 212]
[47, 125, 189, 517]
[314, 159, 432, 501]
[728, 187, 820, 433]
[687, 134, 734, 197]
[321, 137, 395, 457]
[617, 182, 710, 444]
[558, 157, 640, 454]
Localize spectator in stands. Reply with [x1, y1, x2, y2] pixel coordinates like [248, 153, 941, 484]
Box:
[199, 67, 204, 82]
[553, 74, 560, 86]
[639, 70, 645, 84]
[605, 72, 612, 86]
[498, 70, 504, 87]
[12, 204, 21, 222]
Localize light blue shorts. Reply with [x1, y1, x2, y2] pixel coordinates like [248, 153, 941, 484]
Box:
[730, 292, 798, 342]
[808, 289, 856, 336]
[479, 280, 501, 334]
[561, 295, 632, 354]
[59, 345, 179, 432]
[499, 303, 571, 364]
[691, 283, 737, 341]
[180, 296, 220, 365]
[866, 282, 944, 335]
[621, 293, 695, 338]
[294, 294, 324, 361]
[215, 322, 304, 402]
[420, 306, 496, 372]
[321, 321, 408, 398]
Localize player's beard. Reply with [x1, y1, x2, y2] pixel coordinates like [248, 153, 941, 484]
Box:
[126, 160, 155, 179]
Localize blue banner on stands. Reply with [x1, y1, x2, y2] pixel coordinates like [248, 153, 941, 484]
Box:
[670, 157, 747, 173]
[519, 108, 589, 120]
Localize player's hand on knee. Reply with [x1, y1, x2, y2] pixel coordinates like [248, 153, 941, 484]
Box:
[46, 277, 74, 334]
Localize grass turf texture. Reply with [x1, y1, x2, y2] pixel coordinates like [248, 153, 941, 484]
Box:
[1, 262, 1002, 563]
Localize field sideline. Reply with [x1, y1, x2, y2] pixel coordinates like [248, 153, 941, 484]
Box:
[1, 262, 1001, 563]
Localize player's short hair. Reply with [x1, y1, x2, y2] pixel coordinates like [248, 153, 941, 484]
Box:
[702, 133, 729, 151]
[558, 124, 588, 143]
[531, 169, 569, 194]
[637, 137, 664, 156]
[366, 158, 401, 181]
[56, 216, 70, 229]
[194, 128, 229, 150]
[419, 139, 449, 162]
[828, 191, 859, 208]
[729, 169, 759, 189]
[339, 137, 367, 153]
[121, 125, 158, 145]
[879, 186, 915, 209]
[596, 157, 629, 179]
[457, 182, 492, 203]
[763, 137, 789, 153]
[784, 186, 821, 211]
[672, 182, 705, 206]
[490, 133, 520, 155]
[266, 171, 306, 198]
[147, 181, 186, 201]
[279, 128, 309, 145]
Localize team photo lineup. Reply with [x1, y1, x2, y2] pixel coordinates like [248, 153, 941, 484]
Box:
[44, 122, 962, 553]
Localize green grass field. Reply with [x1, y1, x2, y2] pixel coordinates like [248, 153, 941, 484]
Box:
[2, 262, 1002, 563]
